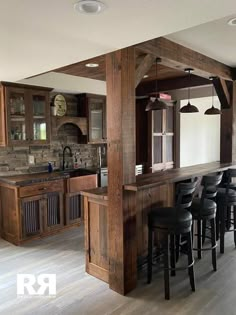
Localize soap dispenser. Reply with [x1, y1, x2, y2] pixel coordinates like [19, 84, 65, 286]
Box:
[48, 162, 53, 173]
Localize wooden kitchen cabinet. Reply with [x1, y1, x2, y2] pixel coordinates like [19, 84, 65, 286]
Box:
[0, 82, 52, 146]
[77, 93, 106, 143]
[21, 191, 64, 239]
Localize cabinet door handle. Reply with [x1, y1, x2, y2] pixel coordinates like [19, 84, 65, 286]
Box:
[38, 187, 47, 191]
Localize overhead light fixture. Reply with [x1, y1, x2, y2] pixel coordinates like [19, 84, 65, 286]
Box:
[227, 17, 236, 26]
[85, 63, 99, 67]
[74, 0, 107, 15]
[145, 58, 168, 111]
[179, 68, 199, 113]
[204, 77, 221, 115]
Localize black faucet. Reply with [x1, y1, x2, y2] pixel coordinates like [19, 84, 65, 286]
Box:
[62, 146, 73, 170]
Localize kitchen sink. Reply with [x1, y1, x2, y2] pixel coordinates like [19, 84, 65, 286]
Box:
[55, 168, 97, 178]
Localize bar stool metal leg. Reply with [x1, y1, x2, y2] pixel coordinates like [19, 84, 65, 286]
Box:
[170, 235, 176, 276]
[163, 234, 170, 300]
[210, 218, 217, 271]
[187, 232, 195, 292]
[220, 205, 225, 254]
[147, 226, 153, 284]
[197, 220, 202, 259]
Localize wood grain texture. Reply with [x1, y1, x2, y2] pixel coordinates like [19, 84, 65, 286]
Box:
[125, 162, 236, 191]
[83, 195, 109, 283]
[106, 47, 136, 294]
[2, 226, 236, 314]
[135, 54, 156, 87]
[136, 37, 233, 80]
[220, 81, 236, 162]
[213, 77, 232, 109]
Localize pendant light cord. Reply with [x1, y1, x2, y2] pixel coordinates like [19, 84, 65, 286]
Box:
[212, 82, 214, 107]
[155, 58, 158, 98]
[188, 69, 191, 103]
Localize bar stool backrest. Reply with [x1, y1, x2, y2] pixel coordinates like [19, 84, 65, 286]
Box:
[176, 177, 198, 210]
[201, 172, 223, 202]
[225, 168, 236, 203]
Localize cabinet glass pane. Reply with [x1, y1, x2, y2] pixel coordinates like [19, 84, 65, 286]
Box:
[166, 106, 174, 132]
[9, 92, 25, 116]
[10, 120, 26, 140]
[33, 121, 46, 140]
[32, 94, 46, 117]
[153, 110, 162, 133]
[166, 135, 173, 162]
[153, 136, 162, 163]
[91, 109, 103, 140]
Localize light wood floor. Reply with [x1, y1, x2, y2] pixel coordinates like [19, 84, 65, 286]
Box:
[1, 227, 236, 315]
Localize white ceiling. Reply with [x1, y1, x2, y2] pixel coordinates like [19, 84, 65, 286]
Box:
[167, 14, 236, 67]
[1, 0, 236, 83]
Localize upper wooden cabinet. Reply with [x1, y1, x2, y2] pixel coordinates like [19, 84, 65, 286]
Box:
[77, 93, 106, 143]
[0, 82, 52, 146]
[149, 101, 175, 171]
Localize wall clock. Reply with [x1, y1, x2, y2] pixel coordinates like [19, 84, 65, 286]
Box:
[54, 94, 67, 116]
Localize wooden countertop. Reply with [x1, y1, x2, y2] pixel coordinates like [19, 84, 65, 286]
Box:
[125, 162, 236, 191]
[0, 171, 69, 186]
[81, 187, 108, 200]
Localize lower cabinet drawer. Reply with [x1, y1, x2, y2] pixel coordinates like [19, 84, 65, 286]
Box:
[19, 180, 64, 198]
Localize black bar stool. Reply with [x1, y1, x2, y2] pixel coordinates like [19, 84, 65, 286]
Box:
[213, 169, 236, 253]
[190, 172, 223, 271]
[147, 178, 198, 300]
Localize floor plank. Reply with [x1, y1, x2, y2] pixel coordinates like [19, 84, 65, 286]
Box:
[1, 226, 236, 315]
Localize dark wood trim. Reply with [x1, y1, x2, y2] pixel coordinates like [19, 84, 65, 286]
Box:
[135, 37, 233, 80]
[0, 81, 53, 92]
[213, 77, 232, 109]
[136, 74, 210, 96]
[106, 47, 136, 295]
[135, 54, 155, 88]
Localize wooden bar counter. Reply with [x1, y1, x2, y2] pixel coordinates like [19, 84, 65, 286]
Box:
[81, 162, 235, 290]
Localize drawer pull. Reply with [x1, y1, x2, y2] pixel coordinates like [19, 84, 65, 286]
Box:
[38, 187, 47, 191]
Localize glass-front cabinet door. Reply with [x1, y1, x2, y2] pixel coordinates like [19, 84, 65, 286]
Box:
[7, 87, 28, 144]
[30, 91, 49, 143]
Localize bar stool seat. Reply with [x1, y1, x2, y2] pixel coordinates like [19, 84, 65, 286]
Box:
[149, 208, 192, 233]
[191, 199, 217, 218]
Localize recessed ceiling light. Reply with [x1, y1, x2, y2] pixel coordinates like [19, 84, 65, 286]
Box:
[227, 17, 236, 26]
[85, 63, 99, 68]
[74, 0, 107, 15]
[143, 75, 149, 79]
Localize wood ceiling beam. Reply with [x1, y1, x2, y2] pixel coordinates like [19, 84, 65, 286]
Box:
[213, 77, 232, 109]
[136, 74, 210, 96]
[135, 54, 156, 88]
[135, 37, 233, 81]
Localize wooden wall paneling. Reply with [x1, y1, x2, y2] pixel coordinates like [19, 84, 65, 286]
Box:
[0, 185, 18, 244]
[83, 195, 109, 283]
[106, 47, 136, 294]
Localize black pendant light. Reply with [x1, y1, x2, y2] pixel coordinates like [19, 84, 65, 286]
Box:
[204, 77, 221, 115]
[180, 68, 199, 113]
[145, 58, 167, 111]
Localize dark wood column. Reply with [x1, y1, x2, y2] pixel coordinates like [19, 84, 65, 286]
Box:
[220, 81, 236, 163]
[106, 47, 136, 294]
